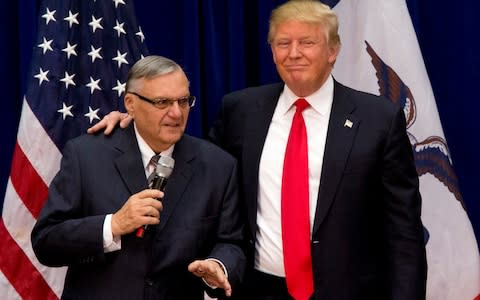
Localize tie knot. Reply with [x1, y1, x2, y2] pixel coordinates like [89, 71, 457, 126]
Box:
[150, 154, 161, 165]
[147, 154, 161, 186]
[294, 98, 309, 113]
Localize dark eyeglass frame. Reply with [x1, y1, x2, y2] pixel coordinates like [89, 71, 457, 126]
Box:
[128, 91, 196, 109]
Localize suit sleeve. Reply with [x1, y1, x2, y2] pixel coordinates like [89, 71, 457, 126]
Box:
[382, 106, 427, 299]
[206, 160, 246, 298]
[31, 140, 106, 267]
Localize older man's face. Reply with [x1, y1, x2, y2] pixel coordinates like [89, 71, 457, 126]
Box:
[125, 69, 191, 153]
[271, 20, 339, 97]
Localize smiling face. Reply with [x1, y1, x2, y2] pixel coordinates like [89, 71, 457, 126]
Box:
[124, 69, 190, 152]
[271, 20, 339, 97]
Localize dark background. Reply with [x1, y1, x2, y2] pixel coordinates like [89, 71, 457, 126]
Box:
[1, 0, 479, 244]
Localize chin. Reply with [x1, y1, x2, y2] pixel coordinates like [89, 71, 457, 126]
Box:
[164, 131, 183, 143]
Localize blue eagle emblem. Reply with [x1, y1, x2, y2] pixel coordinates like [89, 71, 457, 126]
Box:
[365, 41, 464, 243]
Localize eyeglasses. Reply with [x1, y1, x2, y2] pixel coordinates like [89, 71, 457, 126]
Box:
[128, 91, 196, 109]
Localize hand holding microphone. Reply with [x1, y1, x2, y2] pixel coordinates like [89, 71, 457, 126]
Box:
[135, 156, 175, 238]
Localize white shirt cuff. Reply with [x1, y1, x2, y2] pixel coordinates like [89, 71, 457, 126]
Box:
[103, 214, 121, 252]
[202, 258, 228, 289]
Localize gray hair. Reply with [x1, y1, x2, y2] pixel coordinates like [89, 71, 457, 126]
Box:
[126, 55, 181, 92]
[268, 0, 341, 48]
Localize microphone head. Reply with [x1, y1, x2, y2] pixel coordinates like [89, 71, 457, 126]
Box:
[156, 156, 175, 178]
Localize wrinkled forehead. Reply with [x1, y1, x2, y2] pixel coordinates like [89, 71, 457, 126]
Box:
[130, 69, 190, 92]
[270, 20, 329, 45]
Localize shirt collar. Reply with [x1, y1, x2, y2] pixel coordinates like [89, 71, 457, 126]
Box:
[279, 74, 334, 116]
[133, 122, 174, 171]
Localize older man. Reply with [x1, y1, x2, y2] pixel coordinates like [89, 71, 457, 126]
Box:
[32, 55, 245, 300]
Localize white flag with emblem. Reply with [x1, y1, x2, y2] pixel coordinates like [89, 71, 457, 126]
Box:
[332, 0, 480, 299]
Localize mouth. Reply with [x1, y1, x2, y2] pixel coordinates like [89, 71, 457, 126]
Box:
[163, 120, 185, 131]
[164, 124, 181, 130]
[285, 65, 307, 71]
[163, 119, 182, 126]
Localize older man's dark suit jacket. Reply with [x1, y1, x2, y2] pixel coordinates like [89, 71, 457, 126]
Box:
[209, 80, 427, 300]
[31, 124, 245, 300]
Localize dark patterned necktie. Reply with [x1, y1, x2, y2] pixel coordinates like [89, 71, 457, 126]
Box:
[147, 154, 161, 186]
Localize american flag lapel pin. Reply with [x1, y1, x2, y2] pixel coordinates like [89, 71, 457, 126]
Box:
[344, 119, 353, 128]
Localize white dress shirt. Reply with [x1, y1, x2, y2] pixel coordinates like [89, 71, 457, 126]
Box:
[255, 75, 334, 276]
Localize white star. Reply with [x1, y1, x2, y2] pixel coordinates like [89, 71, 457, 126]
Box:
[37, 37, 53, 54]
[64, 10, 79, 28]
[60, 71, 76, 88]
[57, 102, 74, 120]
[113, 20, 126, 37]
[42, 8, 56, 24]
[112, 80, 126, 97]
[136, 27, 145, 42]
[113, 0, 126, 8]
[62, 41, 78, 59]
[112, 50, 128, 68]
[84, 106, 100, 123]
[88, 45, 103, 62]
[34, 68, 49, 86]
[86, 76, 101, 94]
[89, 15, 103, 33]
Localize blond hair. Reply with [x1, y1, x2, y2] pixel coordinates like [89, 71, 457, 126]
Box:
[268, 0, 341, 48]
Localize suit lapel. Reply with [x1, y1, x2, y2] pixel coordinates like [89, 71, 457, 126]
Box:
[242, 84, 284, 238]
[112, 126, 195, 235]
[155, 135, 194, 234]
[313, 81, 360, 234]
[113, 125, 148, 195]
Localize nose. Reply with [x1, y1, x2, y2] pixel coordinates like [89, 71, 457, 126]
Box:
[288, 41, 302, 58]
[167, 101, 183, 118]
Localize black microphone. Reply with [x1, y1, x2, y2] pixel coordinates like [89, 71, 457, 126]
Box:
[136, 156, 175, 238]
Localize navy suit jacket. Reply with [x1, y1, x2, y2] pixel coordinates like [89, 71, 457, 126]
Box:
[32, 124, 245, 300]
[209, 80, 427, 300]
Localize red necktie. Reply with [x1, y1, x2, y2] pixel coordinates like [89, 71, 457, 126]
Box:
[281, 98, 314, 300]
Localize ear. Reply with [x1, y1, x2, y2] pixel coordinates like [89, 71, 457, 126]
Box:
[271, 44, 278, 65]
[124, 93, 135, 117]
[328, 44, 340, 65]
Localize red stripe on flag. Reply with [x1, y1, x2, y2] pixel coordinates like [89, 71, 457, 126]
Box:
[0, 219, 58, 300]
[9, 142, 49, 219]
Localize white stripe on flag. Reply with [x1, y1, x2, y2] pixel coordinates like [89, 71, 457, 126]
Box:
[17, 98, 61, 185]
[3, 178, 66, 298]
[0, 270, 21, 300]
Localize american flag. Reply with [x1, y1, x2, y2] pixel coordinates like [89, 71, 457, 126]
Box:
[0, 0, 148, 298]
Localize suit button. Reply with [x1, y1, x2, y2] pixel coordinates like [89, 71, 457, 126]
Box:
[145, 278, 154, 286]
